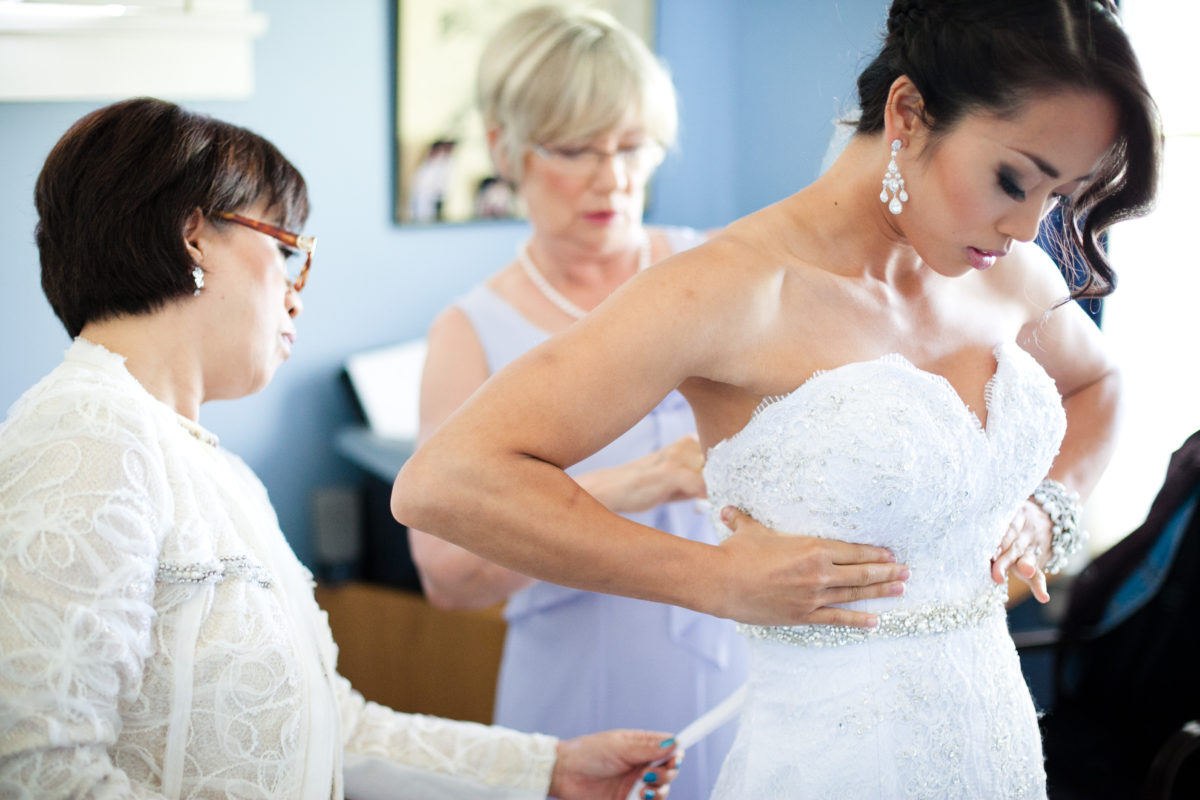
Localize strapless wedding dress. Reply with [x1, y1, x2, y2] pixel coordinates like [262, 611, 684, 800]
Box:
[705, 342, 1062, 799]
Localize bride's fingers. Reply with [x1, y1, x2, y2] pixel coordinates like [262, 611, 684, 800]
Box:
[993, 515, 1037, 580]
[825, 580, 906, 606]
[805, 606, 881, 629]
[1011, 558, 1050, 603]
[991, 544, 1019, 583]
[993, 531, 1017, 568]
[993, 539, 1031, 584]
[825, 539, 899, 567]
[994, 505, 1031, 559]
[1030, 567, 1049, 603]
[1014, 550, 1039, 580]
[837, 563, 911, 589]
[995, 516, 1021, 554]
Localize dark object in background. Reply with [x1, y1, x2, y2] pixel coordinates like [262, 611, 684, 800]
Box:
[1042, 431, 1200, 799]
[360, 476, 423, 593]
[1035, 205, 1104, 327]
[332, 367, 423, 593]
[313, 485, 364, 584]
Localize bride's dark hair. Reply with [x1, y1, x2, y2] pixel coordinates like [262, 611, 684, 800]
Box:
[855, 0, 1160, 299]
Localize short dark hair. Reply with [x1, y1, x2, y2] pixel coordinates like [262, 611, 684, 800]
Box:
[35, 97, 309, 337]
[855, 0, 1161, 299]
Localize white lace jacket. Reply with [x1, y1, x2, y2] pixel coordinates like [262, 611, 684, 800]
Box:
[0, 339, 556, 799]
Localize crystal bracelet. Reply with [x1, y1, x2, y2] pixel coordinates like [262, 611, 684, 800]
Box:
[1032, 478, 1086, 574]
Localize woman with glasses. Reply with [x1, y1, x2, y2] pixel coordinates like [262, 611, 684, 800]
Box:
[404, 8, 903, 798]
[0, 97, 681, 799]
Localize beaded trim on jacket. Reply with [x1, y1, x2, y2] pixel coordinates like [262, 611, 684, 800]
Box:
[157, 555, 274, 589]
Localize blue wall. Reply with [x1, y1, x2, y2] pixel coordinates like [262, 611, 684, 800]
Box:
[0, 0, 887, 565]
[733, 2, 887, 211]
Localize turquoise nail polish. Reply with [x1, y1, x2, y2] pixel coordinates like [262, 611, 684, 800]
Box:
[659, 737, 675, 748]
[643, 791, 654, 800]
[643, 772, 657, 783]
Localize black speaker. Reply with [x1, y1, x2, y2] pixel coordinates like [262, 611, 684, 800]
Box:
[312, 485, 364, 584]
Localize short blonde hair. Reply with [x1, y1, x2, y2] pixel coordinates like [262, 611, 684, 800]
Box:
[477, 4, 677, 182]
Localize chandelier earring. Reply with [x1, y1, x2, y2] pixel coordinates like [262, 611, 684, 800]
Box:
[192, 265, 205, 296]
[880, 139, 908, 215]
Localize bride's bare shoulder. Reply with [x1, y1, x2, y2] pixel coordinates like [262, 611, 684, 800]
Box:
[649, 203, 815, 300]
[628, 206, 832, 382]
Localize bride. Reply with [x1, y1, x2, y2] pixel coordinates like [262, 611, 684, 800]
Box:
[393, 0, 1160, 795]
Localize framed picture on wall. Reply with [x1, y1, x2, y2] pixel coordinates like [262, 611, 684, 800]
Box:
[393, 0, 655, 225]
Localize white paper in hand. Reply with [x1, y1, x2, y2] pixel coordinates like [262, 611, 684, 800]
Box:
[624, 684, 747, 800]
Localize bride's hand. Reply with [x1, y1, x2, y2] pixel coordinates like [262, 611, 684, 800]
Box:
[990, 500, 1051, 603]
[715, 506, 909, 627]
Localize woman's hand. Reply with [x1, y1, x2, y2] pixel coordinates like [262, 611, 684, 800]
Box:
[715, 506, 909, 627]
[579, 435, 707, 513]
[548, 731, 681, 800]
[990, 500, 1052, 603]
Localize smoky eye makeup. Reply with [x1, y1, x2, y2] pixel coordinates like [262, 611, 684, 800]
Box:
[997, 166, 1026, 201]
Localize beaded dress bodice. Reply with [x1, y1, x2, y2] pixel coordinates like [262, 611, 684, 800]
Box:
[704, 341, 1063, 799]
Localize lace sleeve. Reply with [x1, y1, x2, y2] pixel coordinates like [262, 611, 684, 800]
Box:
[337, 675, 557, 797]
[0, 398, 170, 798]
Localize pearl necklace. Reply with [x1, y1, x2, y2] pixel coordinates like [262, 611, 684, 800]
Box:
[178, 416, 219, 447]
[517, 235, 651, 320]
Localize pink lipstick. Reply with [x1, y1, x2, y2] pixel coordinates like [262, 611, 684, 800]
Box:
[967, 247, 999, 271]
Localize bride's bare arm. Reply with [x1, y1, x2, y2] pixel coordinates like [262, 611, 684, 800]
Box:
[406, 306, 536, 610]
[1015, 258, 1122, 503]
[408, 306, 706, 611]
[993, 242, 1123, 598]
[392, 240, 908, 626]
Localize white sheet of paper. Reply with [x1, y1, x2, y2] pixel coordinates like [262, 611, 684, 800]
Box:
[344, 338, 427, 440]
[624, 685, 747, 800]
[673, 684, 747, 750]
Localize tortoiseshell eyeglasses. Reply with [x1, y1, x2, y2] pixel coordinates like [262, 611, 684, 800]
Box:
[215, 211, 317, 292]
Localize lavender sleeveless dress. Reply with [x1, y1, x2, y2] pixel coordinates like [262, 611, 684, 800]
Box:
[456, 228, 748, 800]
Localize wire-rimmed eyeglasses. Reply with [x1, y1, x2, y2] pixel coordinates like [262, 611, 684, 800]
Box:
[531, 141, 664, 179]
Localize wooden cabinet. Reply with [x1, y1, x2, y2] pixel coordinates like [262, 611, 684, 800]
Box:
[315, 581, 507, 724]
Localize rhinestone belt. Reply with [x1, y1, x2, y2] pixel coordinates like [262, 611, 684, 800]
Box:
[738, 584, 1008, 648]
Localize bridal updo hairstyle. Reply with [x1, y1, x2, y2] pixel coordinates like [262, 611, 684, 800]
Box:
[36, 97, 309, 338]
[856, 0, 1161, 299]
[476, 4, 678, 184]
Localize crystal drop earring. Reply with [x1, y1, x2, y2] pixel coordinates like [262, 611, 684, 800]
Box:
[192, 266, 205, 296]
[879, 139, 909, 215]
